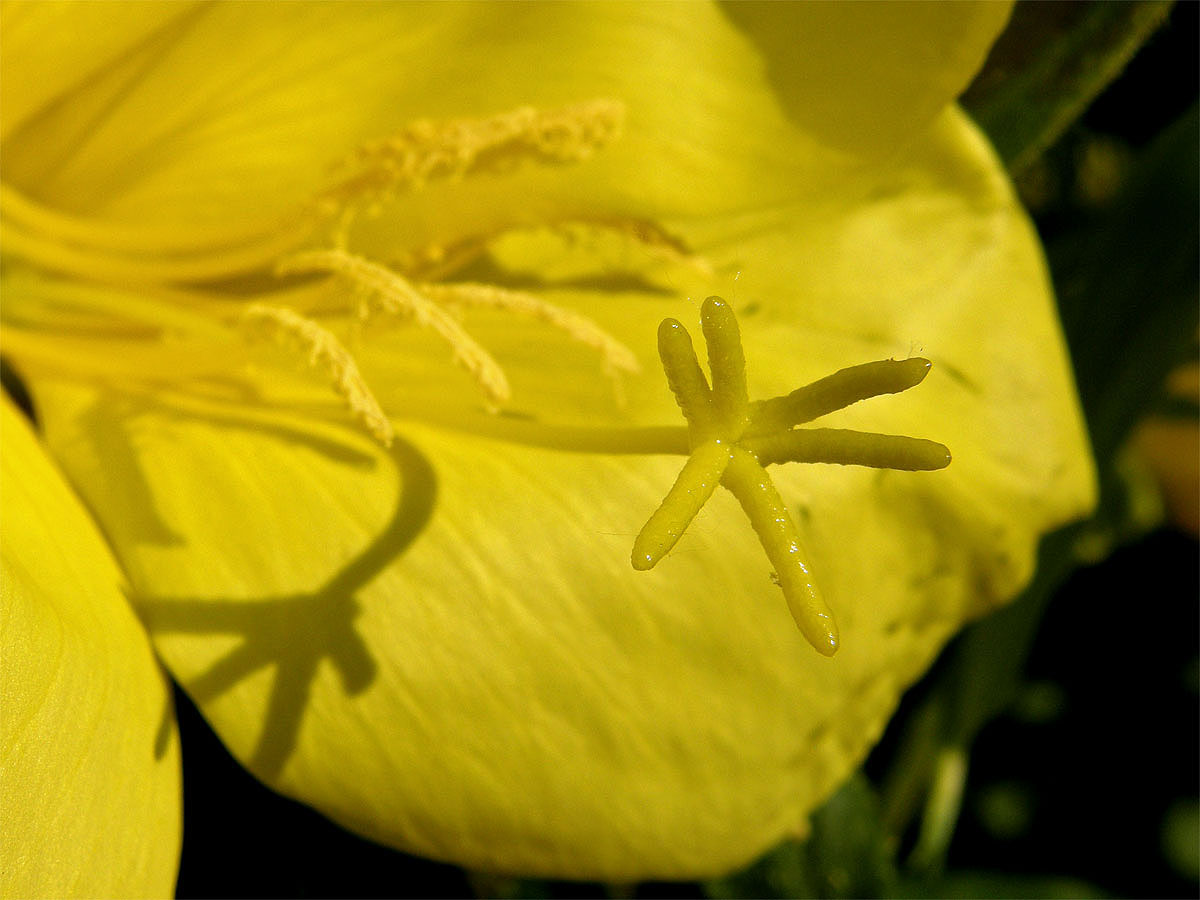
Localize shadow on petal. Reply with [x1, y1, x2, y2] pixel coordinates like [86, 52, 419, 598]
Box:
[137, 435, 436, 780]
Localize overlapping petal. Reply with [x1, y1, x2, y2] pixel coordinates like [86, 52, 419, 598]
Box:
[0, 399, 181, 898]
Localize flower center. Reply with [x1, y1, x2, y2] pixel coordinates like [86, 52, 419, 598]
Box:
[1, 101, 952, 655]
[0, 99, 652, 441]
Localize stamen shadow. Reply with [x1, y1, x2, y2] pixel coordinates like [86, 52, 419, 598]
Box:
[145, 382, 380, 468]
[69, 388, 378, 549]
[78, 399, 185, 545]
[138, 436, 436, 780]
[450, 255, 678, 297]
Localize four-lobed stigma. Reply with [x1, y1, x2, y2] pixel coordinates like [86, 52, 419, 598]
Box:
[633, 296, 951, 656]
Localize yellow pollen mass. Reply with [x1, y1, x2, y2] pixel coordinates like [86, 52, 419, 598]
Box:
[241, 303, 395, 446]
[278, 248, 513, 407]
[248, 99, 638, 431]
[318, 99, 625, 227]
[633, 296, 952, 656]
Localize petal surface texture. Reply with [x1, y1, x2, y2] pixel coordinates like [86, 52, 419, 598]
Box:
[0, 399, 181, 898]
[4, 0, 1092, 882]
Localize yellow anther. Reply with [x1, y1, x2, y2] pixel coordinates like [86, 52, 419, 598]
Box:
[633, 296, 950, 655]
[318, 99, 625, 217]
[420, 282, 639, 378]
[241, 303, 394, 446]
[544, 217, 715, 280]
[278, 248, 511, 407]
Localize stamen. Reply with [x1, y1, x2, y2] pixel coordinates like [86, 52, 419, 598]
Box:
[420, 282, 639, 378]
[575, 217, 713, 278]
[318, 99, 625, 217]
[0, 182, 302, 256]
[0, 217, 314, 285]
[277, 248, 510, 407]
[241, 303, 394, 446]
[633, 296, 949, 655]
[1, 327, 242, 382]
[2, 271, 233, 341]
[745, 429, 951, 471]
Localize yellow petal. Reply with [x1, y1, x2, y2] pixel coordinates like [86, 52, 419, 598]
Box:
[4, 0, 1091, 880]
[28, 379, 954, 879]
[23, 106, 1094, 879]
[0, 398, 180, 898]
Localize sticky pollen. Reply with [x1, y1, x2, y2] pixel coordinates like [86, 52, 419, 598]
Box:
[318, 99, 625, 218]
[241, 303, 394, 446]
[420, 282, 639, 379]
[278, 248, 511, 407]
[633, 296, 951, 656]
[252, 98, 639, 434]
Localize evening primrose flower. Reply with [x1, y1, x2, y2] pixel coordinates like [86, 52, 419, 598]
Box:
[0, 1, 1095, 893]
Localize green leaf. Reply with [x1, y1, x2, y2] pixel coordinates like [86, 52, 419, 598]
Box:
[706, 775, 896, 899]
[805, 775, 898, 899]
[705, 840, 814, 900]
[897, 870, 1111, 899]
[1052, 104, 1200, 464]
[963, 0, 1173, 174]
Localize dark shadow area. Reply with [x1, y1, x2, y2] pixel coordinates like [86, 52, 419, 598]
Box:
[81, 397, 186, 545]
[452, 254, 681, 298]
[142, 435, 435, 779]
[1, 356, 37, 423]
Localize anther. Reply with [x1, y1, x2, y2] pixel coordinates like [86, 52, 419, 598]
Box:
[278, 248, 511, 407]
[420, 282, 639, 379]
[317, 99, 625, 221]
[241, 303, 394, 446]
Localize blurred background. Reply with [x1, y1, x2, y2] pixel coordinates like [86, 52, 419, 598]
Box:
[171, 3, 1199, 897]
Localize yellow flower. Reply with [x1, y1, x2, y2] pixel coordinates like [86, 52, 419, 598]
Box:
[0, 1, 1096, 893]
